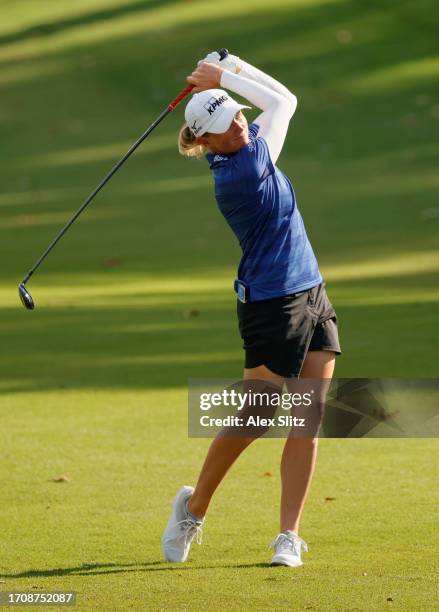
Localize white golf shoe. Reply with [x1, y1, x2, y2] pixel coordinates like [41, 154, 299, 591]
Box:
[162, 485, 204, 562]
[269, 530, 309, 567]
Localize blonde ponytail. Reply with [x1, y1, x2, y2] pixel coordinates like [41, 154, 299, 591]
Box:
[178, 123, 207, 159]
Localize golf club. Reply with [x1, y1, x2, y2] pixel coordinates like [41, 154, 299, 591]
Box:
[18, 48, 229, 310]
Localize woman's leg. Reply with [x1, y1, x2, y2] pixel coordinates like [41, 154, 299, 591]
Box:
[279, 351, 335, 533]
[187, 364, 283, 518]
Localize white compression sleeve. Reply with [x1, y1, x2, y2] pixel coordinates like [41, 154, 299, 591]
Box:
[220, 69, 297, 164]
[238, 60, 297, 106]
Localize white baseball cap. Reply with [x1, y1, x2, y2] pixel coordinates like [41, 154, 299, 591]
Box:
[185, 89, 251, 137]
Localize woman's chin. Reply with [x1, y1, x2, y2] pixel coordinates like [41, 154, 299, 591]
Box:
[211, 137, 249, 155]
[229, 137, 249, 152]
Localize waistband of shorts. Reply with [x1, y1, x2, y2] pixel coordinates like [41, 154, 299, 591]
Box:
[234, 279, 324, 304]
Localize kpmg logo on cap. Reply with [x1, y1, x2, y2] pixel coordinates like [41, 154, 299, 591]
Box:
[204, 95, 228, 116]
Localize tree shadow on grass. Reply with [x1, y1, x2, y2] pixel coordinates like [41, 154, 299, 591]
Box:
[0, 0, 171, 48]
[2, 0, 438, 182]
[0, 269, 438, 395]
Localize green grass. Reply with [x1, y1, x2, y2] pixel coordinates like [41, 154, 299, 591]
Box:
[1, 396, 439, 610]
[1, 0, 438, 609]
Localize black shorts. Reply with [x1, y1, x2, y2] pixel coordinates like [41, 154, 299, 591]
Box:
[237, 282, 341, 378]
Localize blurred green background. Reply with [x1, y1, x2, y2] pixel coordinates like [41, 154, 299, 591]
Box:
[1, 0, 438, 386]
[1, 1, 438, 610]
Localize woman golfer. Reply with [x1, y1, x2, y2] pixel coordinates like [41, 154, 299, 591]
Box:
[162, 51, 341, 567]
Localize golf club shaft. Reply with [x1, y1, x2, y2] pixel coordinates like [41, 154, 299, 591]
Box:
[20, 47, 229, 286]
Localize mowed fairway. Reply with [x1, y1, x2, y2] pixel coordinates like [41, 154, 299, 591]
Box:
[1, 1, 438, 610]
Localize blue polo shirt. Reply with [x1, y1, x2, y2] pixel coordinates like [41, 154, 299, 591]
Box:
[206, 122, 322, 301]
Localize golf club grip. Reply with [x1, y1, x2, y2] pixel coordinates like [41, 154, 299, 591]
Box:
[168, 84, 195, 110]
[167, 48, 229, 110]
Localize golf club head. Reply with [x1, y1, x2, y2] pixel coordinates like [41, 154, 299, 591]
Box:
[18, 283, 35, 310]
